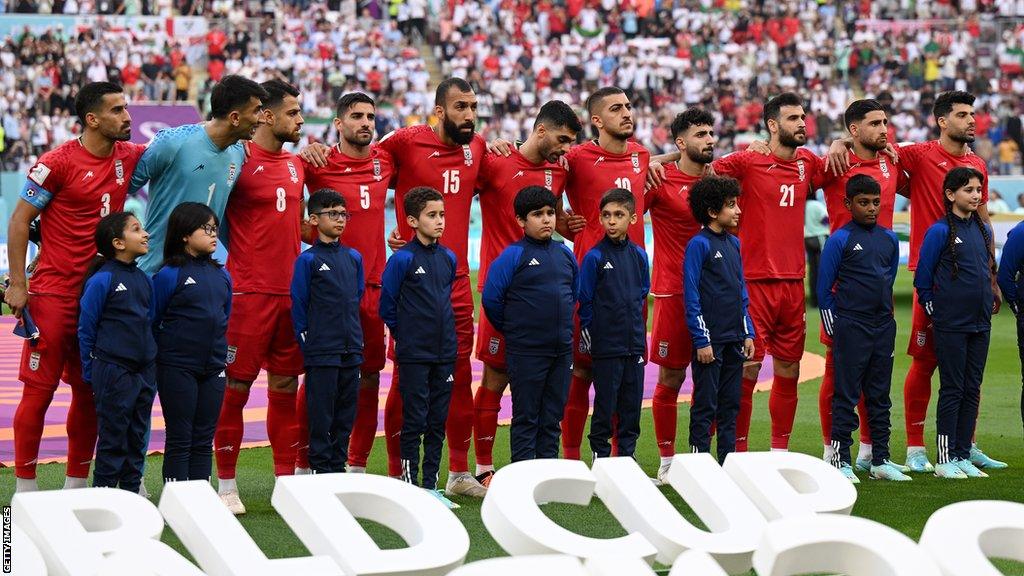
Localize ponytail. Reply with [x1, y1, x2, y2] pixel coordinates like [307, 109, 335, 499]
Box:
[83, 212, 136, 284]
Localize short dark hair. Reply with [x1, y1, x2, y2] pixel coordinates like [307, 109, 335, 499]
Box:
[514, 186, 557, 220]
[435, 77, 474, 107]
[843, 99, 885, 130]
[86, 211, 139, 281]
[600, 188, 635, 214]
[670, 108, 715, 139]
[404, 186, 444, 218]
[75, 81, 124, 124]
[336, 92, 375, 118]
[535, 100, 583, 134]
[210, 75, 270, 119]
[260, 79, 300, 110]
[846, 174, 881, 199]
[933, 90, 976, 121]
[586, 86, 626, 116]
[308, 188, 347, 214]
[688, 176, 741, 226]
[163, 202, 221, 268]
[762, 92, 803, 131]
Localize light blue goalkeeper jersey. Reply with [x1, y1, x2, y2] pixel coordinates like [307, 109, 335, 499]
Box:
[130, 123, 245, 272]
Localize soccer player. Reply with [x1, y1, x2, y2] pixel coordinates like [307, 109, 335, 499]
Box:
[215, 79, 305, 514]
[644, 108, 711, 481]
[472, 100, 580, 480]
[301, 92, 395, 474]
[130, 74, 267, 273]
[560, 86, 650, 461]
[6, 82, 146, 493]
[710, 92, 824, 451]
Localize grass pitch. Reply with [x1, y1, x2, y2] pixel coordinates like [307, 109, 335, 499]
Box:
[5, 270, 1024, 573]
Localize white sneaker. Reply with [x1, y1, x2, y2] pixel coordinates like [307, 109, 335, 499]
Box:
[656, 460, 672, 485]
[220, 491, 247, 515]
[445, 473, 488, 498]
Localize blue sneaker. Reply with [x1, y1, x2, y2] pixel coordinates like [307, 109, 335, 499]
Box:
[934, 461, 968, 479]
[904, 449, 935, 473]
[837, 464, 860, 484]
[955, 458, 989, 478]
[428, 489, 461, 509]
[969, 445, 1008, 469]
[869, 461, 912, 481]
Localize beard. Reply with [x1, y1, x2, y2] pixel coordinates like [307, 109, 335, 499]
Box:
[444, 116, 475, 145]
[858, 135, 888, 152]
[685, 144, 714, 164]
[778, 128, 806, 148]
[949, 129, 976, 144]
[344, 130, 373, 147]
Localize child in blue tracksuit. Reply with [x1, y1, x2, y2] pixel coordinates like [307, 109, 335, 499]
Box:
[578, 188, 650, 459]
[915, 166, 995, 480]
[997, 218, 1024, 438]
[292, 189, 365, 475]
[152, 202, 232, 483]
[683, 176, 754, 464]
[79, 212, 157, 492]
[483, 186, 579, 462]
[380, 187, 456, 493]
[817, 175, 909, 482]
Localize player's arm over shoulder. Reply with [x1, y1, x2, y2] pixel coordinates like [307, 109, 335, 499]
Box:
[711, 149, 753, 178]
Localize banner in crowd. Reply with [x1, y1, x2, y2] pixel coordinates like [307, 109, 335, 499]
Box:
[0, 14, 209, 40]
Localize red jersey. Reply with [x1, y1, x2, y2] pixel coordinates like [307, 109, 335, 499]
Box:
[643, 162, 701, 295]
[377, 124, 487, 276]
[303, 145, 394, 285]
[22, 139, 145, 296]
[817, 151, 905, 232]
[564, 140, 649, 262]
[713, 148, 824, 280]
[899, 140, 989, 270]
[225, 143, 305, 295]
[476, 149, 567, 291]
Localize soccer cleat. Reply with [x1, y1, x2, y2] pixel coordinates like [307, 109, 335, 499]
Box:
[934, 461, 968, 479]
[656, 460, 672, 485]
[475, 470, 495, 488]
[955, 458, 989, 478]
[138, 482, 151, 498]
[428, 489, 461, 509]
[969, 446, 1008, 469]
[294, 467, 312, 475]
[346, 466, 366, 474]
[855, 457, 872, 473]
[220, 491, 247, 515]
[445, 473, 488, 498]
[903, 449, 935, 473]
[869, 462, 912, 481]
[837, 464, 860, 484]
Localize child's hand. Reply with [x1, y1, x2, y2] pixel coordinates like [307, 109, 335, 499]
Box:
[743, 338, 754, 360]
[696, 346, 714, 364]
[387, 227, 407, 251]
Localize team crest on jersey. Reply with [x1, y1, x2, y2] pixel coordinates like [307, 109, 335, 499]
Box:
[226, 345, 237, 364]
[489, 337, 500, 355]
[916, 331, 926, 348]
[544, 169, 553, 188]
[287, 161, 299, 184]
[114, 159, 125, 186]
[797, 159, 806, 182]
[463, 144, 474, 167]
[879, 158, 891, 179]
[227, 163, 238, 186]
[631, 152, 641, 174]
[373, 158, 383, 181]
[658, 340, 669, 358]
[29, 352, 40, 371]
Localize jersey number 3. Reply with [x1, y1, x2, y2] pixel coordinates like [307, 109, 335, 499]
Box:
[779, 184, 795, 207]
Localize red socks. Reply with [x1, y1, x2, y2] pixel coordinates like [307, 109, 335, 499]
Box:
[13, 384, 56, 479]
[347, 383, 379, 469]
[561, 375, 590, 460]
[652, 383, 678, 458]
[735, 376, 757, 452]
[384, 368, 403, 478]
[446, 357, 473, 473]
[65, 381, 97, 478]
[473, 386, 502, 467]
[294, 383, 309, 470]
[214, 386, 250, 479]
[819, 350, 835, 444]
[769, 375, 799, 450]
[266, 389, 297, 476]
[904, 359, 936, 447]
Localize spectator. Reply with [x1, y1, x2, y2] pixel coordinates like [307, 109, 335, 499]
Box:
[998, 135, 1021, 175]
[1014, 193, 1024, 215]
[988, 189, 1012, 214]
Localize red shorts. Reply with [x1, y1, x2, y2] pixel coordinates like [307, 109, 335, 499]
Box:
[360, 285, 386, 373]
[906, 291, 936, 362]
[475, 310, 507, 371]
[650, 294, 692, 369]
[573, 298, 649, 368]
[388, 275, 474, 361]
[225, 294, 304, 381]
[19, 294, 84, 390]
[747, 279, 806, 363]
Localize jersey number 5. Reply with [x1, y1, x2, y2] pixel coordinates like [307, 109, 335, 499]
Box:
[360, 185, 371, 209]
[779, 184, 795, 207]
[442, 169, 461, 194]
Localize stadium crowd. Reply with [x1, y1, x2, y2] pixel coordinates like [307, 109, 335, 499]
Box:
[3, 0, 1024, 174]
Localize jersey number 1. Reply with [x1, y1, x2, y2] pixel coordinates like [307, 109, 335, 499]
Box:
[779, 184, 795, 207]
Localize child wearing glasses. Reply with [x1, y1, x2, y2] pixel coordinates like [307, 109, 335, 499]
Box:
[290, 189, 365, 474]
[151, 202, 233, 483]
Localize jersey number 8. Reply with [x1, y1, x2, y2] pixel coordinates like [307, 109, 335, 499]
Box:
[276, 187, 287, 212]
